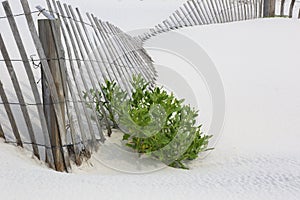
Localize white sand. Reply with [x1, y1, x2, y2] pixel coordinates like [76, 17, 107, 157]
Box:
[0, 17, 300, 199]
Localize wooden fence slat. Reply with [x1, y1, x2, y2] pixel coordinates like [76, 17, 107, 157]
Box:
[0, 122, 5, 140]
[220, 0, 230, 22]
[20, 0, 71, 172]
[75, 14, 110, 83]
[182, 3, 198, 25]
[55, 1, 105, 144]
[67, 6, 117, 138]
[244, 0, 248, 19]
[195, 0, 211, 24]
[92, 16, 132, 93]
[254, 0, 258, 18]
[289, 0, 296, 18]
[227, 0, 235, 21]
[106, 24, 149, 82]
[155, 25, 163, 33]
[108, 22, 146, 81]
[162, 20, 170, 31]
[250, 0, 255, 18]
[75, 10, 108, 84]
[123, 33, 156, 79]
[231, 0, 238, 21]
[92, 19, 131, 90]
[101, 21, 142, 87]
[189, 0, 203, 25]
[257, 0, 261, 18]
[280, 0, 286, 16]
[61, 3, 112, 136]
[259, 0, 264, 18]
[47, 0, 95, 158]
[85, 13, 121, 85]
[226, 0, 234, 21]
[203, 0, 217, 23]
[179, 6, 193, 26]
[53, 0, 105, 151]
[126, 30, 157, 79]
[236, 0, 242, 20]
[54, 22, 86, 161]
[108, 24, 154, 83]
[0, 81, 22, 147]
[0, 33, 39, 158]
[210, 0, 221, 23]
[243, 1, 247, 20]
[162, 20, 172, 30]
[175, 10, 188, 26]
[246, 0, 250, 19]
[172, 13, 184, 27]
[102, 23, 137, 86]
[74, 7, 117, 137]
[116, 26, 157, 80]
[157, 23, 166, 32]
[239, 0, 244, 20]
[246, 0, 251, 19]
[2, 0, 55, 169]
[215, 0, 225, 22]
[169, 15, 179, 28]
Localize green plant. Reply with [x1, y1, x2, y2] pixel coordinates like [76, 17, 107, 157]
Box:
[83, 80, 126, 128]
[85, 75, 212, 169]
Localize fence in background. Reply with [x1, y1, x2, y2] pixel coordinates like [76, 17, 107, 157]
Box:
[137, 0, 299, 41]
[137, 0, 264, 41]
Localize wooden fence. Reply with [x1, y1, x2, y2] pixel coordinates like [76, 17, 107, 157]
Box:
[0, 0, 156, 172]
[138, 0, 265, 41]
[137, 0, 299, 41]
[0, 0, 299, 172]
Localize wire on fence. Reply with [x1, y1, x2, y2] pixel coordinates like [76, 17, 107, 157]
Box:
[4, 138, 104, 150]
[0, 56, 146, 69]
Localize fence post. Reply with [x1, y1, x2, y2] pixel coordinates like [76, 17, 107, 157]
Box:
[263, 0, 276, 17]
[38, 19, 66, 172]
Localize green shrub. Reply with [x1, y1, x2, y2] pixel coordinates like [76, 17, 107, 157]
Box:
[86, 75, 212, 169]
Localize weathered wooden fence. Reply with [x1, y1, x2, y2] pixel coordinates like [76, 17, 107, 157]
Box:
[137, 0, 299, 41]
[0, 0, 156, 172]
[138, 0, 265, 41]
[0, 0, 299, 172]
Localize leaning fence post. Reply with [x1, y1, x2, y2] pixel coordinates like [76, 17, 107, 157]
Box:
[263, 0, 275, 17]
[38, 19, 66, 172]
